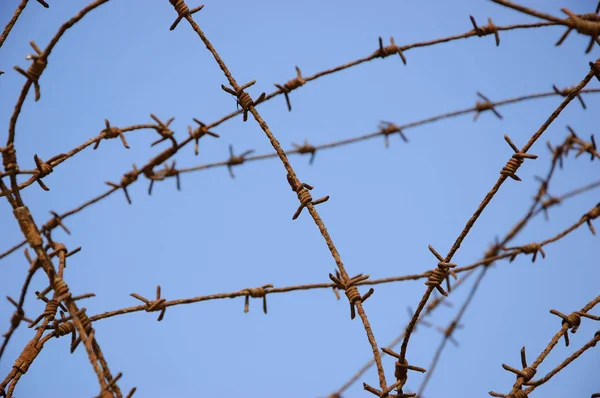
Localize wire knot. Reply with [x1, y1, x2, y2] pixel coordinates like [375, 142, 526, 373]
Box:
[470, 16, 500, 46]
[105, 165, 140, 204]
[42, 211, 71, 235]
[435, 319, 464, 347]
[241, 284, 273, 314]
[500, 135, 537, 181]
[55, 321, 76, 337]
[131, 285, 167, 321]
[500, 346, 536, 386]
[581, 202, 600, 235]
[379, 121, 408, 148]
[33, 154, 60, 191]
[33, 154, 52, 177]
[328, 272, 374, 320]
[3, 297, 32, 335]
[53, 277, 71, 303]
[148, 161, 180, 195]
[552, 84, 587, 109]
[474, 91, 503, 120]
[557, 8, 600, 54]
[168, 0, 204, 30]
[292, 139, 317, 164]
[565, 126, 597, 161]
[188, 118, 219, 155]
[275, 66, 306, 111]
[483, 239, 502, 261]
[426, 245, 457, 296]
[366, 348, 425, 397]
[549, 309, 600, 346]
[150, 114, 177, 148]
[95, 119, 130, 150]
[287, 173, 329, 220]
[28, 298, 59, 328]
[375, 36, 407, 64]
[226, 144, 254, 178]
[14, 41, 47, 101]
[539, 196, 561, 220]
[119, 167, 139, 189]
[502, 242, 546, 263]
[1, 143, 18, 174]
[221, 80, 266, 122]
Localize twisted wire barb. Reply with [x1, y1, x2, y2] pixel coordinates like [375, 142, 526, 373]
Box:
[492, 0, 600, 53]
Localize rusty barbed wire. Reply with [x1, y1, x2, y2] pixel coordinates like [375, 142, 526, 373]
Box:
[0, 0, 574, 153]
[2, 196, 574, 330]
[417, 193, 600, 396]
[0, 8, 597, 202]
[1, 1, 599, 397]
[489, 295, 600, 397]
[2, 103, 598, 396]
[491, 0, 600, 54]
[168, 88, 600, 177]
[2, 85, 595, 256]
[165, 5, 391, 392]
[385, 63, 597, 396]
[5, 0, 111, 148]
[332, 130, 600, 397]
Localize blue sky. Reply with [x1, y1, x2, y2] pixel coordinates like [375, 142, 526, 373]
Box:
[0, 1, 599, 397]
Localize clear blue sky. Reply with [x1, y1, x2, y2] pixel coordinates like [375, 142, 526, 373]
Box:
[1, 1, 599, 397]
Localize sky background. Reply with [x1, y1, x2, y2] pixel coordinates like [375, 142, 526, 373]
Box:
[0, 0, 599, 397]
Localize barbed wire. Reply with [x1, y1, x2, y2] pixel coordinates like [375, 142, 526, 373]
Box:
[330, 131, 600, 397]
[1, 87, 598, 261]
[0, 1, 598, 397]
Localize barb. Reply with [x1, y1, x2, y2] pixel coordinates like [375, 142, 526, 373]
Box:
[105, 165, 140, 204]
[226, 145, 254, 179]
[470, 15, 500, 46]
[375, 36, 407, 64]
[13, 41, 47, 102]
[274, 66, 306, 111]
[131, 286, 168, 321]
[491, 0, 600, 53]
[287, 173, 329, 220]
[489, 295, 600, 396]
[188, 118, 219, 156]
[474, 91, 503, 120]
